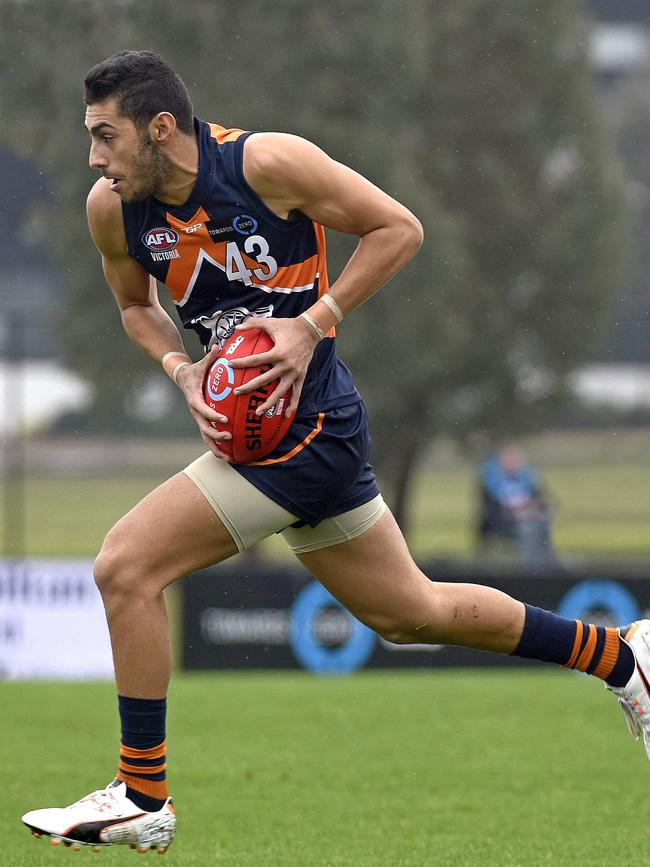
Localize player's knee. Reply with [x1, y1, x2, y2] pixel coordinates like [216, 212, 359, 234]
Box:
[368, 615, 424, 646]
[377, 625, 419, 645]
[94, 540, 128, 598]
[94, 533, 153, 600]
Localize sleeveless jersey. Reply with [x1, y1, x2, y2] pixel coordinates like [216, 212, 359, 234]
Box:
[121, 117, 358, 414]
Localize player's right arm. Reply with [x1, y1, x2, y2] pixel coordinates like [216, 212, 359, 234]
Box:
[85, 178, 230, 457]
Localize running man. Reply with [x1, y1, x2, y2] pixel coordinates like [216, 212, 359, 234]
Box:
[21, 50, 650, 854]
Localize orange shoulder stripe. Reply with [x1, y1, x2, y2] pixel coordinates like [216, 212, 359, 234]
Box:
[208, 123, 248, 144]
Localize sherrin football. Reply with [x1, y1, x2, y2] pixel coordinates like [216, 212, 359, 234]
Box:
[203, 328, 293, 464]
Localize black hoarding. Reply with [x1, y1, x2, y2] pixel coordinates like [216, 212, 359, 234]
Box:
[182, 560, 650, 674]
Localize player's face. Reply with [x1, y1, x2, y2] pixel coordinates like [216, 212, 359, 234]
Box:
[85, 98, 171, 203]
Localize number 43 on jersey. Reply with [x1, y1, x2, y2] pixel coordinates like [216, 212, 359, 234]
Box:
[225, 235, 278, 285]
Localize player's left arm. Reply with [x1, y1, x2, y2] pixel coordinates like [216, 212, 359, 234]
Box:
[231, 133, 423, 415]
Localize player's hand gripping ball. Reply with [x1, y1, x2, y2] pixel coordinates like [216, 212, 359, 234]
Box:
[203, 328, 293, 463]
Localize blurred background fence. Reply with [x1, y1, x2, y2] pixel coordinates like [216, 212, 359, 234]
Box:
[1, 0, 649, 676]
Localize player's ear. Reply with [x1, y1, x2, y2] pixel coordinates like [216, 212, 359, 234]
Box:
[149, 112, 177, 145]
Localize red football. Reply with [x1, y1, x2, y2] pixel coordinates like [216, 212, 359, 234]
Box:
[203, 328, 293, 464]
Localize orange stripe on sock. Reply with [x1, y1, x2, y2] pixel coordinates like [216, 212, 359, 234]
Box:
[593, 628, 621, 681]
[116, 772, 169, 802]
[120, 741, 166, 761]
[119, 760, 167, 776]
[575, 624, 598, 672]
[566, 621, 584, 669]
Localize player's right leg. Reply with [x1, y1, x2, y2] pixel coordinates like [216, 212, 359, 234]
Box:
[22, 462, 297, 853]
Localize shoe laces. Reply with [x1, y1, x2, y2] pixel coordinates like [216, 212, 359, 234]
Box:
[72, 786, 119, 813]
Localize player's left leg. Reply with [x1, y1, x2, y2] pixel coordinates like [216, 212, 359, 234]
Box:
[296, 508, 650, 759]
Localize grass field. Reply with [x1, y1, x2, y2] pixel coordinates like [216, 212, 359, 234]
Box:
[3, 669, 650, 867]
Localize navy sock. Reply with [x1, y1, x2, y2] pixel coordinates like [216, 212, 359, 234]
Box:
[116, 695, 168, 812]
[513, 604, 634, 686]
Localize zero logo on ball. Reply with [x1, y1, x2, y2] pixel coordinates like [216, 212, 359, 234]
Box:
[202, 328, 294, 464]
[205, 359, 234, 402]
[141, 227, 180, 252]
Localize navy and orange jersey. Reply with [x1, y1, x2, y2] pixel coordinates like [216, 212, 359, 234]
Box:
[121, 117, 358, 415]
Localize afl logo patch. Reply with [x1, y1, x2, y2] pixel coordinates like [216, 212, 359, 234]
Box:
[142, 228, 180, 252]
[232, 214, 258, 236]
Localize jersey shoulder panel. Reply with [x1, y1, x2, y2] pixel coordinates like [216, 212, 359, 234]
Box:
[207, 122, 249, 145]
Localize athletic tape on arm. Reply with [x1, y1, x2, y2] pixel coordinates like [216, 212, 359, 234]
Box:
[320, 293, 344, 323]
[300, 311, 327, 341]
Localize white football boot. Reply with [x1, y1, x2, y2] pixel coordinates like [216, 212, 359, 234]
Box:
[21, 780, 175, 853]
[607, 620, 650, 761]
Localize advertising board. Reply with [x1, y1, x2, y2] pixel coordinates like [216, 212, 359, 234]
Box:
[182, 561, 650, 674]
[0, 559, 114, 679]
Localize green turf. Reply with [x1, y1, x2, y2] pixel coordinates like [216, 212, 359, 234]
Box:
[2, 670, 649, 866]
[0, 474, 170, 558]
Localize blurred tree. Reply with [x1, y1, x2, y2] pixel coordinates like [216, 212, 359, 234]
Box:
[598, 68, 650, 362]
[0, 0, 626, 527]
[331, 0, 629, 524]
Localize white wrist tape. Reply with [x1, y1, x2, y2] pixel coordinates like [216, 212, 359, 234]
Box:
[300, 311, 327, 341]
[320, 293, 344, 323]
[161, 351, 191, 367]
[171, 361, 191, 385]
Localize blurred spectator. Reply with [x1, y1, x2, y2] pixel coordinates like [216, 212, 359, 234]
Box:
[478, 444, 555, 568]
